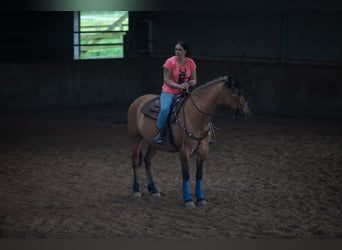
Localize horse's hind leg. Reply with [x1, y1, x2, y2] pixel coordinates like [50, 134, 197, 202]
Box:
[144, 145, 161, 198]
[131, 137, 143, 197]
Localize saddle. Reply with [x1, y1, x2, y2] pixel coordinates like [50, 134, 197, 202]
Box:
[141, 92, 189, 123]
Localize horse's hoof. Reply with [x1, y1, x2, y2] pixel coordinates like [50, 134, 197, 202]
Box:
[184, 201, 196, 209]
[196, 199, 207, 207]
[151, 192, 161, 198]
[133, 192, 142, 198]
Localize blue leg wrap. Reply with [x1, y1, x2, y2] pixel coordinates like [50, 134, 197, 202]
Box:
[196, 179, 204, 200]
[182, 180, 192, 201]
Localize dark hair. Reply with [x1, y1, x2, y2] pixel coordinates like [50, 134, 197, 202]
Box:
[176, 41, 189, 57]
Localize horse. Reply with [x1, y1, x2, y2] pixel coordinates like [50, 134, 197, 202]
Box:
[127, 75, 251, 208]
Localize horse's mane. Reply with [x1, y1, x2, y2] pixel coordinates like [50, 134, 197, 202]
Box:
[192, 76, 227, 93]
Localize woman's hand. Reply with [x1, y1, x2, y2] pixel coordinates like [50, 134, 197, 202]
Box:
[188, 79, 196, 86]
[180, 82, 190, 92]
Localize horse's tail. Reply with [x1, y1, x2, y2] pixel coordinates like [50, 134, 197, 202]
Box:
[138, 149, 144, 168]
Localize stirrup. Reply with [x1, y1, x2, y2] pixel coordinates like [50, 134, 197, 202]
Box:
[153, 133, 165, 145]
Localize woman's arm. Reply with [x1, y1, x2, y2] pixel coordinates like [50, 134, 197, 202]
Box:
[163, 67, 185, 90]
[188, 69, 197, 86]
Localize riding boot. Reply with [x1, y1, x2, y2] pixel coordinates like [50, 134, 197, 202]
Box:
[153, 127, 166, 145]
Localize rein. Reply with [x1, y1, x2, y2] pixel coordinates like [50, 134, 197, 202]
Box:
[175, 113, 213, 157]
[175, 115, 212, 142]
[189, 94, 216, 117]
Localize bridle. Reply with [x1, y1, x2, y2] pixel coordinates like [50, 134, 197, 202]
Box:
[231, 91, 249, 120]
[188, 77, 248, 119]
[224, 77, 249, 120]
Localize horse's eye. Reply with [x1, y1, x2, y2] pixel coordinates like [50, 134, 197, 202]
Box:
[234, 80, 241, 89]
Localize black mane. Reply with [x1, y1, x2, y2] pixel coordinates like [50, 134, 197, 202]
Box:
[192, 76, 228, 93]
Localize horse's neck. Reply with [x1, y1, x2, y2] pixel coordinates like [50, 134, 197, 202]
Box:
[183, 82, 224, 127]
[190, 82, 224, 116]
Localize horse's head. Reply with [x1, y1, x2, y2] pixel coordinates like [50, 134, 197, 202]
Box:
[224, 76, 252, 120]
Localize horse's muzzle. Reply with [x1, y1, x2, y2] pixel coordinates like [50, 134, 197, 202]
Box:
[233, 109, 251, 120]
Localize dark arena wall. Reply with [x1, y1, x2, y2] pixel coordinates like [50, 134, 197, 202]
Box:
[1, 57, 341, 118]
[0, 11, 341, 118]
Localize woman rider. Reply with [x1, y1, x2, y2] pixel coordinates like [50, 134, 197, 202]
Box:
[153, 41, 197, 145]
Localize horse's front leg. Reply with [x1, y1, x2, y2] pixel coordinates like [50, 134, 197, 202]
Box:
[195, 156, 207, 206]
[195, 146, 209, 206]
[180, 150, 196, 208]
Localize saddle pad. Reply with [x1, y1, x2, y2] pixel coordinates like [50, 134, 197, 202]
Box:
[141, 93, 189, 121]
[141, 97, 160, 120]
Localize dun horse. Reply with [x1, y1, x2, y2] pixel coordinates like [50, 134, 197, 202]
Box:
[127, 76, 251, 208]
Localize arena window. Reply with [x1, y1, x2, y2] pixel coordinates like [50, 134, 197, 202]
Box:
[73, 11, 129, 60]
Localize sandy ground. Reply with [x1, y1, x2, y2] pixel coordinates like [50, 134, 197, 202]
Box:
[0, 105, 341, 238]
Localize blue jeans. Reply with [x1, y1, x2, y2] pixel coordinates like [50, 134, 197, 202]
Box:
[156, 92, 174, 129]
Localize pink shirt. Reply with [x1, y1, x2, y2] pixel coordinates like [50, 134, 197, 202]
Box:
[162, 56, 197, 94]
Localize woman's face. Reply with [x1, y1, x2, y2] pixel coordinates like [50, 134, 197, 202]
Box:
[175, 44, 186, 58]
